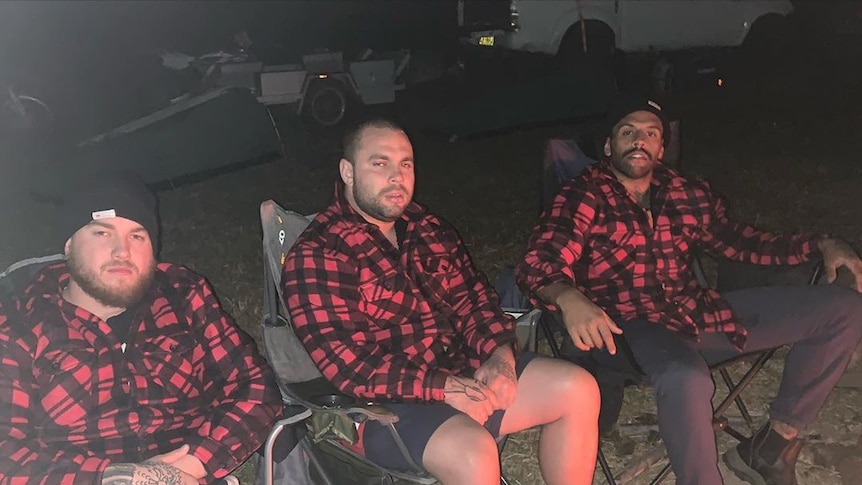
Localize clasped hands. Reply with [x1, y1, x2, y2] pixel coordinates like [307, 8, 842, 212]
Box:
[443, 346, 517, 425]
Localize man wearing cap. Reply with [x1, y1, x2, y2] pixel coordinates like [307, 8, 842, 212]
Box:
[516, 94, 862, 485]
[0, 172, 282, 484]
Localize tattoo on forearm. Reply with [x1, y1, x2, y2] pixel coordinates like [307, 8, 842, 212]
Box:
[484, 356, 517, 382]
[446, 377, 487, 402]
[102, 462, 184, 485]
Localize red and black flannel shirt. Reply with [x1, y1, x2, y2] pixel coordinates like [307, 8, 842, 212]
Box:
[517, 162, 821, 350]
[282, 184, 517, 403]
[0, 262, 282, 484]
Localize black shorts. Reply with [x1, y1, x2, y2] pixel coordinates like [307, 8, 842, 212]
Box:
[360, 352, 538, 471]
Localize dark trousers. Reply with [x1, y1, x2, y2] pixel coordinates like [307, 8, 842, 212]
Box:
[591, 285, 862, 485]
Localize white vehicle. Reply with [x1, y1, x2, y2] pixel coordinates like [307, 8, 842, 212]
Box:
[459, 0, 794, 59]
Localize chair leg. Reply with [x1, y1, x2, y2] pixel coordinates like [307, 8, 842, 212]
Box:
[650, 462, 673, 484]
[539, 317, 561, 358]
[719, 368, 755, 430]
[712, 349, 777, 441]
[597, 447, 617, 485]
[262, 408, 313, 485]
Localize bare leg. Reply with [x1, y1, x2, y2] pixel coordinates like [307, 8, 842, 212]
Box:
[422, 414, 501, 485]
[499, 357, 600, 485]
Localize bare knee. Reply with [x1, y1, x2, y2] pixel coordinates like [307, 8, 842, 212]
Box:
[553, 362, 601, 418]
[423, 415, 500, 484]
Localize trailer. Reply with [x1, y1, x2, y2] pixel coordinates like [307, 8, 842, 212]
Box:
[215, 49, 411, 129]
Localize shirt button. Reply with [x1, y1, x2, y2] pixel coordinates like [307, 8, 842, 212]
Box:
[52, 362, 60, 370]
[382, 282, 392, 291]
[169, 344, 178, 351]
[219, 462, 227, 469]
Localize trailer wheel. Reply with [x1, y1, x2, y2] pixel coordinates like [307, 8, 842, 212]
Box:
[303, 79, 349, 129]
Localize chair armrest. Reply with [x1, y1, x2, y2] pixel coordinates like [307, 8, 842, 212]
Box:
[344, 404, 399, 425]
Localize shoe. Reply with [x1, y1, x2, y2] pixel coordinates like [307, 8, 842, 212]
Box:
[723, 423, 803, 485]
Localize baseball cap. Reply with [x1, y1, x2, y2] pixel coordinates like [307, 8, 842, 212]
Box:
[603, 93, 671, 146]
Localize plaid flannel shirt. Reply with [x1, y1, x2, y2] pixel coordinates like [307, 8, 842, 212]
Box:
[517, 162, 821, 350]
[0, 262, 282, 484]
[282, 184, 517, 403]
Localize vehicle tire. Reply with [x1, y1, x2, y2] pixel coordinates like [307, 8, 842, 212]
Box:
[302, 79, 350, 130]
[556, 21, 616, 69]
[742, 14, 789, 61]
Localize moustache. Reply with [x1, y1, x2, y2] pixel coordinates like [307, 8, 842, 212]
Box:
[380, 185, 409, 196]
[623, 148, 653, 161]
[102, 261, 136, 272]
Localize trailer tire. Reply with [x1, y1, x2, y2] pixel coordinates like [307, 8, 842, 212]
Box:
[302, 79, 349, 129]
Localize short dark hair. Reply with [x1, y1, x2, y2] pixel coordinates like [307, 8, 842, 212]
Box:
[342, 118, 405, 164]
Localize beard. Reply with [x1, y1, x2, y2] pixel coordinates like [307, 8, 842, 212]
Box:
[610, 147, 657, 180]
[353, 183, 411, 223]
[66, 251, 155, 309]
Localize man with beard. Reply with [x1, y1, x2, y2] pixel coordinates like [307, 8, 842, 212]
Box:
[282, 119, 600, 484]
[516, 94, 862, 485]
[0, 172, 282, 484]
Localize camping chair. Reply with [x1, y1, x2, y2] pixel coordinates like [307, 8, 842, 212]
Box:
[0, 254, 65, 294]
[536, 135, 826, 484]
[259, 199, 541, 485]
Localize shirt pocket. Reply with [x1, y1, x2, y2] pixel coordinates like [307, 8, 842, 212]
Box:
[358, 274, 400, 323]
[35, 346, 98, 426]
[667, 224, 696, 256]
[417, 256, 453, 303]
[590, 229, 646, 277]
[137, 331, 200, 399]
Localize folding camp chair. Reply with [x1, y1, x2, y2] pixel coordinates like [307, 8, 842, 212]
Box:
[0, 254, 65, 294]
[536, 135, 825, 484]
[259, 199, 540, 485]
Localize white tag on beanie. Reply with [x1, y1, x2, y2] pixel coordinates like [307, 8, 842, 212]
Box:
[92, 209, 117, 220]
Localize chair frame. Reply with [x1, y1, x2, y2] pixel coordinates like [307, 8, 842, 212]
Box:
[259, 200, 538, 485]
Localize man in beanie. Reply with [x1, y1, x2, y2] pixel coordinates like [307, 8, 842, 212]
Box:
[0, 172, 282, 484]
[516, 93, 862, 485]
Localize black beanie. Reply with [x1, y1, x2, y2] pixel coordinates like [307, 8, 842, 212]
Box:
[59, 171, 159, 247]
